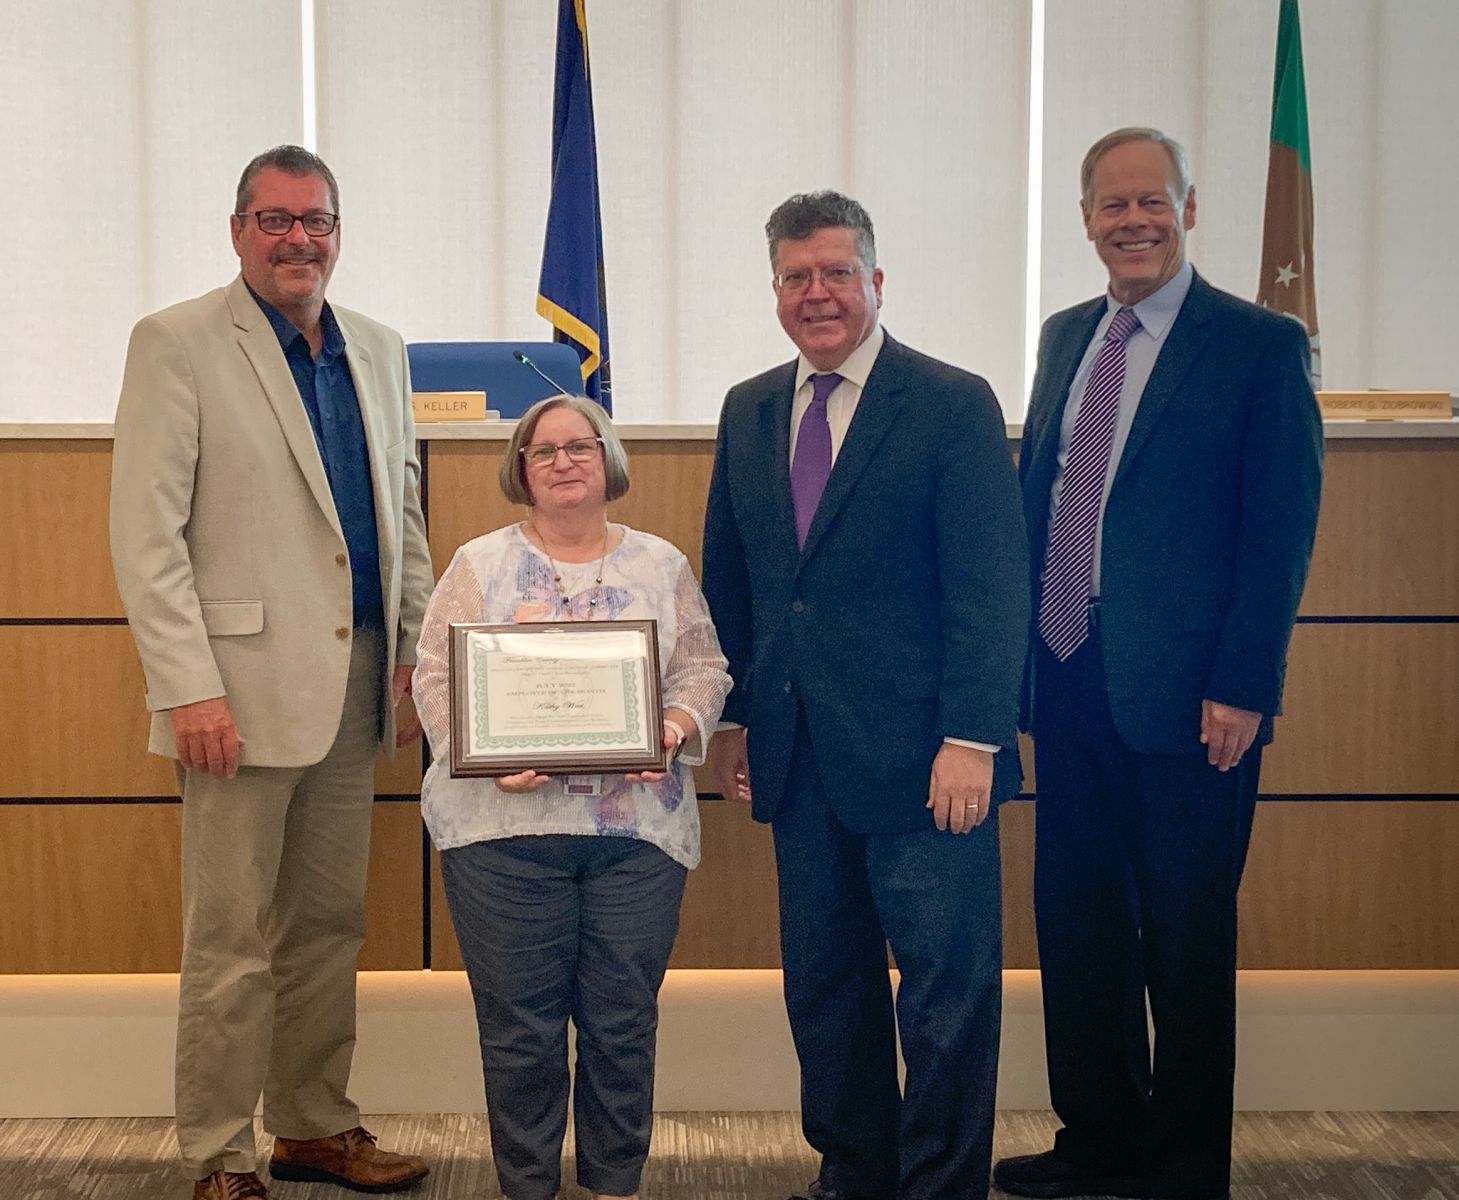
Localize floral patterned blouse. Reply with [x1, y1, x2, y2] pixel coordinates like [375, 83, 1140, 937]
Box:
[413, 523, 731, 868]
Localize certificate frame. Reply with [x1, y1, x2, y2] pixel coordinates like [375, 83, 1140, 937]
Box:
[448, 619, 667, 778]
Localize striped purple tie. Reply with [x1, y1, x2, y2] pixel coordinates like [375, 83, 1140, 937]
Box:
[1038, 306, 1141, 660]
[790, 371, 842, 547]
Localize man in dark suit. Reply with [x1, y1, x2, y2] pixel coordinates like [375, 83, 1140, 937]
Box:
[702, 191, 1029, 1200]
[993, 129, 1322, 1200]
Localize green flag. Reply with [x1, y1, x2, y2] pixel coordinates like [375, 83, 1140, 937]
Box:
[1257, 0, 1320, 386]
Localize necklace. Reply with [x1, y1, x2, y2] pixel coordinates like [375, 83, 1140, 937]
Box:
[530, 520, 609, 619]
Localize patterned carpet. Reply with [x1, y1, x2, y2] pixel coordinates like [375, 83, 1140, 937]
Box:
[2, 1110, 1456, 1199]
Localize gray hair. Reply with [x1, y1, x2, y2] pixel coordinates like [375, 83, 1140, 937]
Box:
[1080, 127, 1191, 208]
[235, 145, 341, 215]
[499, 394, 631, 506]
[765, 191, 877, 268]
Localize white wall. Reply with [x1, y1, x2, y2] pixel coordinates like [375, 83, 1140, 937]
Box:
[6, 970, 1458, 1117]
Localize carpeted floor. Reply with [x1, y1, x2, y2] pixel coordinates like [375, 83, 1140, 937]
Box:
[2, 1110, 1456, 1199]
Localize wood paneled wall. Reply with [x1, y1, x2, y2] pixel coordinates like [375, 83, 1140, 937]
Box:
[2, 435, 1455, 974]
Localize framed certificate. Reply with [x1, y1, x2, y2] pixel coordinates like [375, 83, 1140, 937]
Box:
[448, 619, 667, 778]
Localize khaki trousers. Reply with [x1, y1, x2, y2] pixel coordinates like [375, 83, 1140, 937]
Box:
[175, 630, 383, 1179]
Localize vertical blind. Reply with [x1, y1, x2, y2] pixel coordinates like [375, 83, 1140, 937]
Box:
[2, 0, 1454, 423]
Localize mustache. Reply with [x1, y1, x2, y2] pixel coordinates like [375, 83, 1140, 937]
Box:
[271, 247, 324, 264]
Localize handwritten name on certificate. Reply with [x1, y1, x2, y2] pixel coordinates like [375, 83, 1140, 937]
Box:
[465, 629, 648, 755]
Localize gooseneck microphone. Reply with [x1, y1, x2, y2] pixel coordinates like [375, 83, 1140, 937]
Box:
[513, 348, 571, 397]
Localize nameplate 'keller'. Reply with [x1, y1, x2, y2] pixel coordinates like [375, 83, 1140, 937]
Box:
[412, 390, 489, 423]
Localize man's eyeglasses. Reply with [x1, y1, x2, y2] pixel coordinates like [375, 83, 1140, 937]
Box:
[237, 209, 340, 237]
[773, 264, 864, 294]
[520, 437, 603, 467]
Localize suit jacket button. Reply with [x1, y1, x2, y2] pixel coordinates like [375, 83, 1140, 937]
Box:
[335, 552, 348, 566]
[791, 600, 805, 613]
[335, 626, 350, 641]
[783, 681, 793, 694]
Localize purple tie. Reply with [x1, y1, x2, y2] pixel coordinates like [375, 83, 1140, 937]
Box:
[790, 371, 842, 547]
[1038, 306, 1142, 660]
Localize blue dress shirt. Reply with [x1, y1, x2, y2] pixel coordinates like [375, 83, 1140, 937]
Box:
[248, 285, 384, 630]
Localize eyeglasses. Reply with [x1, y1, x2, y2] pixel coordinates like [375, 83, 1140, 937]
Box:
[237, 209, 340, 236]
[773, 264, 864, 293]
[520, 437, 603, 467]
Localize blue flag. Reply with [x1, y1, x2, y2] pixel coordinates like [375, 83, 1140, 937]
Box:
[537, 0, 611, 408]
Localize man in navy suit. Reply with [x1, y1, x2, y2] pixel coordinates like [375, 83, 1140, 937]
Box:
[701, 191, 1028, 1200]
[993, 129, 1322, 1200]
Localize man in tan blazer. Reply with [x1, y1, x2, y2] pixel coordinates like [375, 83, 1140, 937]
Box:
[111, 145, 434, 1200]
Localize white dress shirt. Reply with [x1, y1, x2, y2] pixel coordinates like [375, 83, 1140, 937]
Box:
[788, 323, 885, 465]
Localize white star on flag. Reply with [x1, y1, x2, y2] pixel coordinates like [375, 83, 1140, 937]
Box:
[1275, 262, 1298, 287]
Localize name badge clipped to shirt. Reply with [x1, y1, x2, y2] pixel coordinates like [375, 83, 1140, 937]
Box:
[564, 775, 602, 797]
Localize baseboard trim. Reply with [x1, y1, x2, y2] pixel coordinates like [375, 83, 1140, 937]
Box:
[1, 969, 1455, 1117]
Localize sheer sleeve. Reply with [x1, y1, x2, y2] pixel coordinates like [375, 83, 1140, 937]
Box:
[413, 549, 485, 759]
[661, 557, 732, 765]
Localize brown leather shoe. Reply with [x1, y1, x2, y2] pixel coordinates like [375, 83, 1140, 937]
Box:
[193, 1171, 269, 1200]
[269, 1126, 428, 1193]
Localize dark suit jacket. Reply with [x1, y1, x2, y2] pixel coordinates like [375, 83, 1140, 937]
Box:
[702, 333, 1030, 833]
[1020, 271, 1323, 755]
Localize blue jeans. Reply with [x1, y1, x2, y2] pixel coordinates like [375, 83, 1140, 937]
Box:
[441, 834, 686, 1200]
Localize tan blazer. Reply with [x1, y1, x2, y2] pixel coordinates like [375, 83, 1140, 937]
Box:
[110, 275, 434, 767]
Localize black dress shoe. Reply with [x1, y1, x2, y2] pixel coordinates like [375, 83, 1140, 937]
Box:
[787, 1180, 891, 1200]
[993, 1150, 1143, 1198]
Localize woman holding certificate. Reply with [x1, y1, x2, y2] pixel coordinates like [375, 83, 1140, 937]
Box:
[413, 394, 730, 1200]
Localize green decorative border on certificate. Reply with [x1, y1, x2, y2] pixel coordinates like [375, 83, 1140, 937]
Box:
[470, 648, 643, 751]
[449, 619, 666, 778]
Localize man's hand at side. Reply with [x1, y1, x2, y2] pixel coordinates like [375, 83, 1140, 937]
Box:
[1200, 699, 1261, 772]
[926, 742, 994, 834]
[393, 664, 423, 748]
[170, 696, 244, 779]
[707, 726, 752, 804]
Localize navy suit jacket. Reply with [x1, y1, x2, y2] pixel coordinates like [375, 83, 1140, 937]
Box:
[702, 333, 1030, 833]
[1020, 272, 1323, 755]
